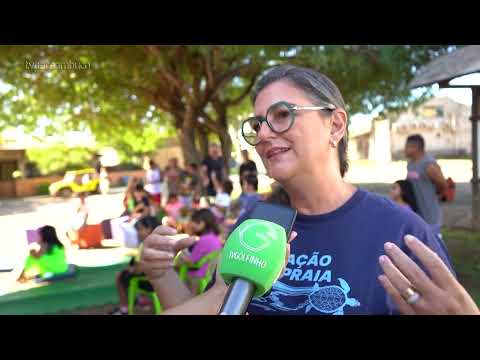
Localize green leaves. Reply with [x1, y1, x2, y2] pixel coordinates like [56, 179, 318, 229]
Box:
[0, 45, 455, 172]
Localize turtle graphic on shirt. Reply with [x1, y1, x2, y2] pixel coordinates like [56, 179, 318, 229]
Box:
[252, 278, 360, 315]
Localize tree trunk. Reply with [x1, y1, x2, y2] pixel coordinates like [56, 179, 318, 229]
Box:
[213, 100, 232, 174]
[196, 126, 209, 162]
[177, 113, 201, 165]
[218, 128, 232, 175]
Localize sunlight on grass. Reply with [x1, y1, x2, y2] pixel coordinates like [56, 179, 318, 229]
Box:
[442, 228, 480, 304]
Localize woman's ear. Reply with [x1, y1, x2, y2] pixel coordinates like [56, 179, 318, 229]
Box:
[330, 109, 348, 147]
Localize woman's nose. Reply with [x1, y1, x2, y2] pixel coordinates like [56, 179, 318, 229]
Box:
[256, 121, 276, 143]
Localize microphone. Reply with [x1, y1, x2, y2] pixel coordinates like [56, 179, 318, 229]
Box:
[218, 203, 296, 315]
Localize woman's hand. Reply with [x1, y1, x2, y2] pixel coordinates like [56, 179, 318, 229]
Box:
[140, 226, 197, 283]
[378, 234, 479, 315]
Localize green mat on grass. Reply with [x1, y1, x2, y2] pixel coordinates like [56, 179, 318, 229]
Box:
[0, 263, 127, 315]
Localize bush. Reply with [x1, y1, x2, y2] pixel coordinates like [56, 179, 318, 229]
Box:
[36, 183, 50, 195]
[27, 145, 94, 176]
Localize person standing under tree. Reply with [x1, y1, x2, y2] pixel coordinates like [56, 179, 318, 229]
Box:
[201, 144, 227, 197]
[405, 134, 448, 237]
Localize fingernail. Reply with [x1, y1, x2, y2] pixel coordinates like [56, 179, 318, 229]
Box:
[384, 242, 394, 251]
[379, 255, 388, 264]
[405, 235, 415, 244]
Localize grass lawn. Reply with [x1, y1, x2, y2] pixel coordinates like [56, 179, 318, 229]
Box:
[0, 263, 127, 315]
[1, 228, 477, 315]
[442, 228, 480, 305]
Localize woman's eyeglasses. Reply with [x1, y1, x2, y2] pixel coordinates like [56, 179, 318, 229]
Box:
[241, 101, 336, 146]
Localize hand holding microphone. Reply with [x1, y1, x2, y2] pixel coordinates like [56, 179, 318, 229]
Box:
[217, 202, 297, 315]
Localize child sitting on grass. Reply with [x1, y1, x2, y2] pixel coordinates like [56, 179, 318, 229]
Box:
[18, 225, 68, 282]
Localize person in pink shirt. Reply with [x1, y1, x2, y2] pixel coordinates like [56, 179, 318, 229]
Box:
[177, 208, 222, 294]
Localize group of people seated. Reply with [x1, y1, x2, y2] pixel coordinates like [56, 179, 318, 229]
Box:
[12, 148, 263, 314]
[110, 152, 263, 314]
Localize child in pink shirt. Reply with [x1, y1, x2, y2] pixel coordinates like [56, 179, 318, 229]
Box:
[178, 208, 222, 294]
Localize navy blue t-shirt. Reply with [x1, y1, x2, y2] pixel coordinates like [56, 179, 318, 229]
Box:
[212, 188, 455, 315]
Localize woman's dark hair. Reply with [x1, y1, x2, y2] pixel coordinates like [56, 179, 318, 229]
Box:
[243, 174, 259, 192]
[191, 208, 220, 235]
[134, 216, 160, 232]
[395, 180, 419, 214]
[39, 225, 63, 253]
[222, 180, 234, 195]
[134, 183, 145, 192]
[252, 64, 349, 178]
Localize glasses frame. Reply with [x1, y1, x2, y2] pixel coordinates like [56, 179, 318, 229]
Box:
[241, 101, 336, 146]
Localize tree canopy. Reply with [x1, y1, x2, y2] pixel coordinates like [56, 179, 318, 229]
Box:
[0, 45, 455, 171]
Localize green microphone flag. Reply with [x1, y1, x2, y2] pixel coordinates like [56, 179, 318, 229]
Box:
[219, 219, 287, 297]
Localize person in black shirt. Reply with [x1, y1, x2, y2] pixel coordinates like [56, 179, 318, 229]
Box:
[201, 144, 227, 197]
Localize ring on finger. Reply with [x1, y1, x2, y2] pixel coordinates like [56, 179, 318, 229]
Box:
[401, 287, 421, 305]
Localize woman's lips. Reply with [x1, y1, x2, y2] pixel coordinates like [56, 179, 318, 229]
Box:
[265, 147, 291, 160]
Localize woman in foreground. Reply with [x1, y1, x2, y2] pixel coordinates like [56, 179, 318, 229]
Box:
[140, 65, 479, 315]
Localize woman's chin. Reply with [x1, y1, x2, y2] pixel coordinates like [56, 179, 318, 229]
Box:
[266, 164, 296, 183]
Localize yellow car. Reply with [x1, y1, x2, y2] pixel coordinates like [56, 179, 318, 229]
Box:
[49, 168, 100, 198]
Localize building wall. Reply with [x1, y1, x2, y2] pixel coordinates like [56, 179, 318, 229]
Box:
[391, 97, 471, 158]
[0, 149, 27, 181]
[0, 180, 15, 198]
[348, 134, 370, 160]
[369, 119, 392, 162]
[14, 176, 62, 197]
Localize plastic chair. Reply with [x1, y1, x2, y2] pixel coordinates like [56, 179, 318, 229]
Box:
[127, 276, 162, 315]
[177, 250, 221, 295]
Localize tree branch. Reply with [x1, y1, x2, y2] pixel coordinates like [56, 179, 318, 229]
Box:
[145, 45, 191, 97]
[202, 62, 256, 107]
[224, 73, 259, 106]
[199, 110, 224, 135]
